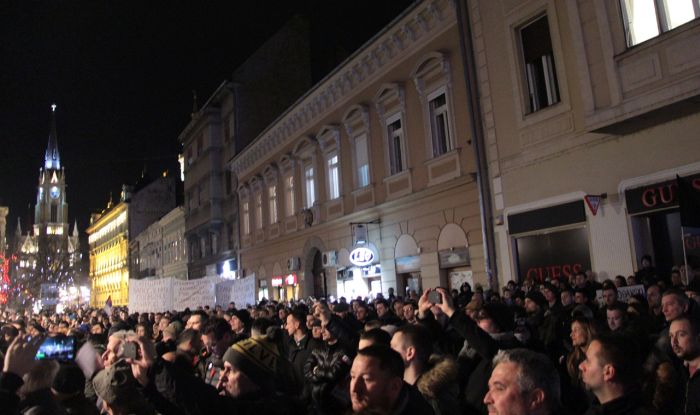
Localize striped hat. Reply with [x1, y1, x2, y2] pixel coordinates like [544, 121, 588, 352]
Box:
[222, 337, 279, 387]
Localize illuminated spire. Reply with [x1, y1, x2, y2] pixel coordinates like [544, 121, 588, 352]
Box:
[44, 104, 61, 170]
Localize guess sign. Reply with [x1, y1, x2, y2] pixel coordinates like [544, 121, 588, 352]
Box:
[515, 227, 591, 283]
[625, 173, 700, 215]
[349, 247, 375, 266]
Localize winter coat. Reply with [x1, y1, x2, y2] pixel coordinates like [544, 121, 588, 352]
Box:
[391, 383, 436, 415]
[142, 357, 305, 415]
[286, 334, 323, 383]
[448, 311, 522, 415]
[416, 355, 461, 415]
[583, 393, 657, 415]
[19, 388, 66, 415]
[304, 341, 353, 414]
[0, 372, 23, 415]
[680, 362, 700, 415]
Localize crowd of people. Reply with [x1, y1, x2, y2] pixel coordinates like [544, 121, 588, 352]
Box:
[1, 265, 699, 414]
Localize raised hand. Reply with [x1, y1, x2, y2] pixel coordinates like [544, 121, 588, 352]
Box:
[3, 333, 45, 378]
[435, 287, 456, 318]
[126, 335, 156, 387]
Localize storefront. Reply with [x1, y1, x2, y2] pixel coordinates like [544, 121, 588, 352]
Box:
[438, 247, 472, 291]
[508, 201, 591, 283]
[271, 273, 298, 301]
[336, 245, 382, 300]
[257, 278, 268, 302]
[395, 255, 422, 296]
[625, 173, 700, 278]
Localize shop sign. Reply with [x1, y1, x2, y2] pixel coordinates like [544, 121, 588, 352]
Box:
[350, 247, 375, 266]
[395, 255, 421, 273]
[625, 173, 700, 215]
[438, 247, 470, 268]
[284, 273, 297, 285]
[515, 227, 591, 282]
[271, 277, 283, 287]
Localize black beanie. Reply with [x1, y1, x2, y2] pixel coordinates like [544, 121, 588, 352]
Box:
[52, 363, 86, 396]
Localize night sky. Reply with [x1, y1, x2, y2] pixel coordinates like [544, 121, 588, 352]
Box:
[0, 1, 414, 244]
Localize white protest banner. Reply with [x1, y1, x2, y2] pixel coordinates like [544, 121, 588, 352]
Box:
[128, 278, 173, 313]
[230, 275, 256, 308]
[595, 284, 646, 305]
[215, 280, 235, 307]
[172, 277, 217, 310]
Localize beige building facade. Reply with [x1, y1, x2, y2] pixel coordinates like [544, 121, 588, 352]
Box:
[130, 206, 188, 281]
[468, 0, 700, 285]
[231, 0, 487, 300]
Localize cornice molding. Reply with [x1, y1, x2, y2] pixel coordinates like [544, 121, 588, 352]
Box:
[231, 0, 456, 178]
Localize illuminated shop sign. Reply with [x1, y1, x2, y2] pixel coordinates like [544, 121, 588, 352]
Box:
[272, 273, 297, 286]
[285, 273, 297, 285]
[349, 247, 375, 266]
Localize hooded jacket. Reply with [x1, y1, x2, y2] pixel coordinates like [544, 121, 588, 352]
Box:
[416, 355, 461, 415]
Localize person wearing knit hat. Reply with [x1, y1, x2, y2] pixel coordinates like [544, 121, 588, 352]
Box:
[229, 309, 252, 343]
[220, 336, 279, 398]
[92, 363, 154, 414]
[52, 363, 100, 415]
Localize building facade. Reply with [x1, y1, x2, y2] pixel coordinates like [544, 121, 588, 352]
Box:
[89, 175, 179, 306]
[179, 17, 313, 280]
[231, 0, 485, 300]
[466, 0, 700, 285]
[130, 206, 188, 280]
[13, 106, 81, 300]
[87, 202, 129, 307]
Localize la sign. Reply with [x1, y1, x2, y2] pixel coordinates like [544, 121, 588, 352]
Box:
[349, 247, 375, 266]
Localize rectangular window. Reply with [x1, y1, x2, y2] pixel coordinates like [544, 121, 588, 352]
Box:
[428, 92, 451, 157]
[327, 154, 340, 199]
[197, 134, 203, 155]
[354, 134, 370, 188]
[520, 15, 560, 113]
[50, 205, 58, 222]
[268, 185, 278, 224]
[225, 170, 232, 195]
[304, 165, 316, 208]
[387, 117, 405, 175]
[284, 175, 295, 217]
[242, 202, 250, 235]
[621, 0, 700, 46]
[255, 193, 263, 230]
[187, 147, 193, 166]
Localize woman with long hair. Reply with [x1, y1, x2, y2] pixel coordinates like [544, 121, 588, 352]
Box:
[562, 316, 598, 414]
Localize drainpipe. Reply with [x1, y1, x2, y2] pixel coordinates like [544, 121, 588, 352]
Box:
[455, 0, 499, 291]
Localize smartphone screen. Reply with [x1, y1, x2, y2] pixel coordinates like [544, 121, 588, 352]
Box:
[35, 336, 76, 361]
[428, 290, 442, 304]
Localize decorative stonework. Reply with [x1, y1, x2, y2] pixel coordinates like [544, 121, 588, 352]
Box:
[230, 0, 457, 178]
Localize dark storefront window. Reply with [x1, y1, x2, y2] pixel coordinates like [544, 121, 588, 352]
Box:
[625, 173, 700, 278]
[514, 227, 591, 282]
[509, 201, 590, 283]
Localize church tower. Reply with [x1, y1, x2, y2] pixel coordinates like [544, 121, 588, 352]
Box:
[11, 104, 81, 305]
[34, 104, 69, 236]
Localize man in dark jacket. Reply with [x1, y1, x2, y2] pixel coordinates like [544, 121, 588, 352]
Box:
[285, 310, 322, 396]
[669, 315, 700, 415]
[304, 319, 354, 414]
[349, 344, 434, 414]
[484, 348, 563, 415]
[432, 287, 522, 415]
[579, 333, 656, 415]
